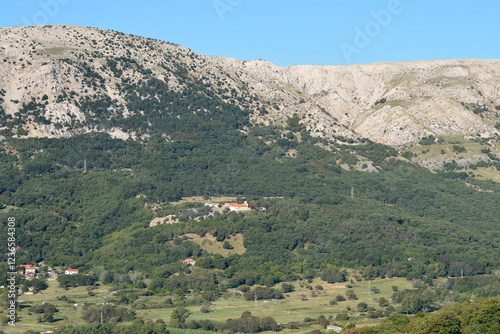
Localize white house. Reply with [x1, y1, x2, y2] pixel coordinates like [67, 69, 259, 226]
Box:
[183, 259, 196, 266]
[65, 269, 79, 275]
[24, 265, 37, 274]
[222, 201, 251, 212]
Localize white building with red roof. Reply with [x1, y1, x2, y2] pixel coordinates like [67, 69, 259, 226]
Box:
[222, 201, 251, 212]
[20, 265, 38, 274]
[183, 259, 196, 266]
[65, 269, 79, 275]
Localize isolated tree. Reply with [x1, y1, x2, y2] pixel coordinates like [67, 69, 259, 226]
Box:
[281, 283, 295, 293]
[170, 307, 190, 328]
[346, 290, 358, 300]
[318, 315, 329, 328]
[200, 305, 212, 313]
[335, 294, 346, 301]
[357, 302, 368, 312]
[378, 297, 389, 307]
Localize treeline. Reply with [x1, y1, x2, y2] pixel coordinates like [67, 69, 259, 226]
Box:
[170, 307, 280, 334]
[29, 303, 58, 323]
[54, 322, 168, 334]
[58, 274, 97, 288]
[349, 296, 500, 333]
[243, 287, 284, 301]
[81, 304, 136, 323]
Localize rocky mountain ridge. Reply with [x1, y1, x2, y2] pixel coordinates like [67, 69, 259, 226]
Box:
[1, 25, 500, 176]
[220, 58, 500, 146]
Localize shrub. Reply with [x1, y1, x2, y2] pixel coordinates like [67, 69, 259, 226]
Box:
[200, 305, 212, 313]
[357, 302, 368, 312]
[281, 283, 295, 293]
[452, 145, 466, 153]
[378, 297, 389, 307]
[222, 241, 233, 249]
[335, 312, 350, 321]
[401, 151, 414, 159]
[346, 290, 358, 300]
[238, 285, 251, 293]
[335, 295, 346, 301]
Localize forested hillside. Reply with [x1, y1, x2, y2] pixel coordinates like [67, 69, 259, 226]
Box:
[1, 101, 499, 285]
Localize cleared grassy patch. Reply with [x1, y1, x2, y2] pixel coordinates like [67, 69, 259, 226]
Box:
[0, 205, 19, 213]
[469, 166, 500, 182]
[184, 233, 246, 256]
[405, 138, 500, 177]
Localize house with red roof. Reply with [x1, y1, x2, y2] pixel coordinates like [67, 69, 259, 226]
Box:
[222, 201, 251, 212]
[20, 265, 38, 274]
[183, 259, 196, 266]
[65, 269, 79, 275]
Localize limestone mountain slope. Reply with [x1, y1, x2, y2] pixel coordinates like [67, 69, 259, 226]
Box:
[1, 25, 499, 173]
[217, 58, 500, 146]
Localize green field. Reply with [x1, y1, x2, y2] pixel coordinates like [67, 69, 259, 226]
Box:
[1, 276, 420, 333]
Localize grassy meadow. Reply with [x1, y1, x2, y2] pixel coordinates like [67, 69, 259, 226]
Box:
[2, 274, 420, 333]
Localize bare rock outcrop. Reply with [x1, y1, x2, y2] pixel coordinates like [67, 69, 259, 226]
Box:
[1, 25, 499, 148]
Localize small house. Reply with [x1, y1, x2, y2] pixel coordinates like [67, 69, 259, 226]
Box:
[20, 265, 37, 274]
[183, 259, 196, 266]
[65, 269, 79, 275]
[222, 201, 251, 212]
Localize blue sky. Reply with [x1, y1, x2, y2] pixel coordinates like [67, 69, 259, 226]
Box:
[1, 0, 498, 67]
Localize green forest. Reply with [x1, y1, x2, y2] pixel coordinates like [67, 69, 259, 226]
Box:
[1, 100, 499, 280]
